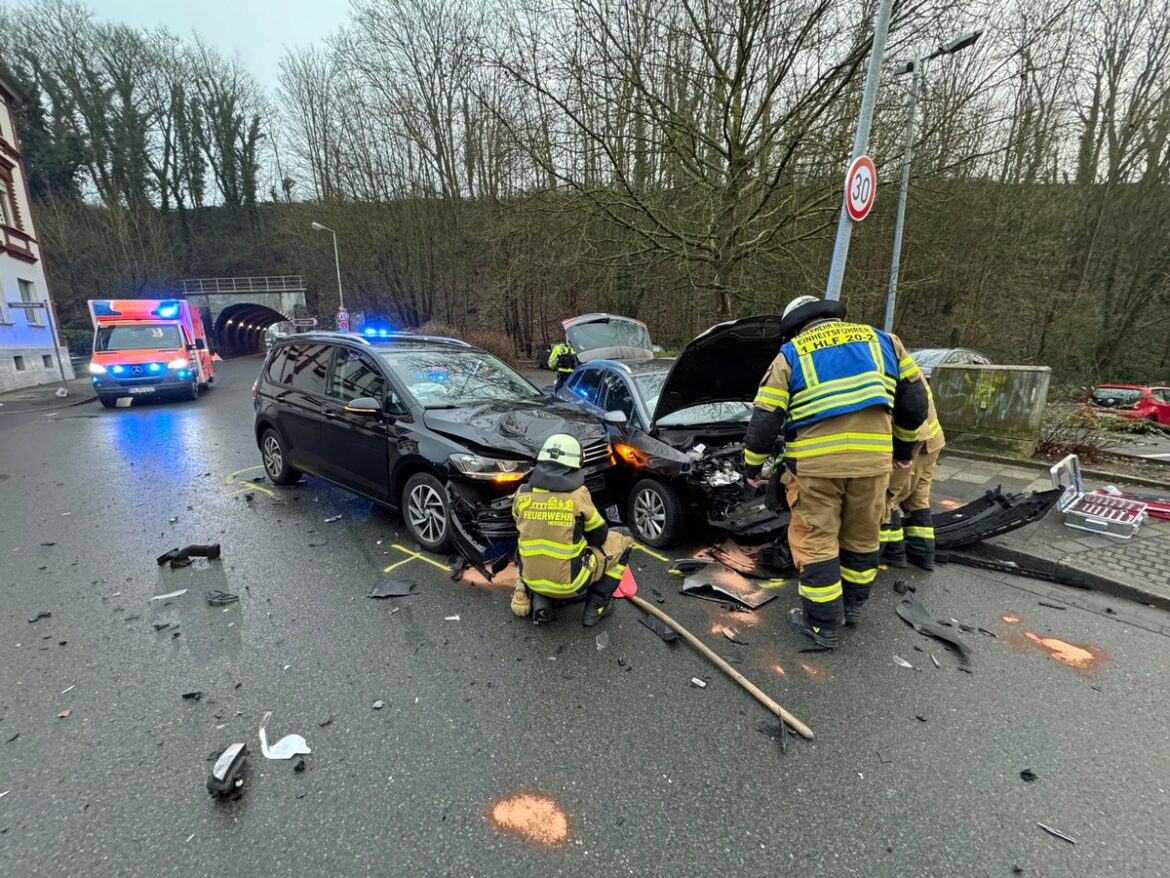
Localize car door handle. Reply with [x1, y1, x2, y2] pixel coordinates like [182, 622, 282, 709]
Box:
[322, 408, 338, 420]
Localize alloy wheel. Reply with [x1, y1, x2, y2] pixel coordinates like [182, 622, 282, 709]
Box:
[262, 435, 283, 479]
[408, 483, 447, 544]
[634, 488, 666, 541]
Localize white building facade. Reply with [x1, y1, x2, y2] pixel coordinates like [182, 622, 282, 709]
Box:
[0, 74, 73, 392]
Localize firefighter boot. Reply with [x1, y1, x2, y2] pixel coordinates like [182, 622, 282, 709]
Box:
[788, 608, 839, 649]
[905, 508, 936, 571]
[531, 593, 555, 625]
[582, 598, 614, 627]
[844, 603, 864, 627]
[510, 584, 531, 618]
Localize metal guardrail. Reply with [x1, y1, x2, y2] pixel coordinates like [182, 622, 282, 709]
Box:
[181, 276, 306, 295]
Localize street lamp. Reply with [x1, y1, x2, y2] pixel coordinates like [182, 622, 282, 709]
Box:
[311, 221, 345, 314]
[883, 30, 982, 332]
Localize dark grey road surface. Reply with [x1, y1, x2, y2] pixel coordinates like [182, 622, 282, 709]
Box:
[2, 359, 1169, 877]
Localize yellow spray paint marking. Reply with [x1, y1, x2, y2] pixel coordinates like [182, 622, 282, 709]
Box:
[632, 543, 669, 563]
[225, 465, 265, 485]
[224, 465, 277, 498]
[381, 555, 418, 574]
[387, 544, 449, 573]
[228, 483, 277, 499]
[759, 579, 788, 590]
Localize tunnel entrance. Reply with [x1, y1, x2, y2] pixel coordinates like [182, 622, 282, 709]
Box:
[214, 303, 292, 355]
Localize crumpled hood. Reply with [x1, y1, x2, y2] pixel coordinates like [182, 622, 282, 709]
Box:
[423, 399, 608, 459]
[652, 315, 785, 424]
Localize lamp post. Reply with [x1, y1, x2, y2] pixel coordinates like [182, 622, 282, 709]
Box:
[311, 222, 345, 314]
[883, 30, 982, 332]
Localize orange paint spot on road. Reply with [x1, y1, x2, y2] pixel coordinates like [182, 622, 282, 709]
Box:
[489, 793, 568, 847]
[937, 498, 963, 509]
[771, 663, 787, 678]
[799, 661, 829, 682]
[1024, 632, 1108, 673]
[1002, 614, 1021, 624]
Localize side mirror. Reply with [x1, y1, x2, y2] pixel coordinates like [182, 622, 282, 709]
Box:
[195, 338, 206, 350]
[344, 396, 382, 415]
[603, 410, 628, 425]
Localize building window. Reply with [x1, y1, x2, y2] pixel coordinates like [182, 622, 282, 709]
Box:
[18, 279, 42, 326]
[0, 183, 12, 226]
[42, 354, 53, 368]
[14, 355, 26, 371]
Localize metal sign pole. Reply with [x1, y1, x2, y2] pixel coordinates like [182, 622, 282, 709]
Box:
[884, 57, 921, 332]
[824, 0, 895, 302]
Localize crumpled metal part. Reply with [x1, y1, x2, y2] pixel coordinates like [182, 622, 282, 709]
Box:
[895, 592, 971, 664]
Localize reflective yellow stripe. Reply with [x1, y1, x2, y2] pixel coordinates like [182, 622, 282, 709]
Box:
[753, 386, 790, 409]
[744, 448, 770, 466]
[799, 581, 843, 603]
[926, 418, 942, 437]
[791, 370, 895, 407]
[841, 566, 877, 585]
[893, 424, 920, 442]
[583, 511, 605, 531]
[899, 356, 921, 380]
[789, 384, 893, 421]
[799, 350, 818, 387]
[522, 559, 594, 595]
[786, 432, 892, 459]
[518, 538, 587, 559]
[605, 563, 626, 581]
[879, 529, 904, 542]
[905, 526, 935, 539]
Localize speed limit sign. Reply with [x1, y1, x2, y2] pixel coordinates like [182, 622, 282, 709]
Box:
[844, 155, 877, 222]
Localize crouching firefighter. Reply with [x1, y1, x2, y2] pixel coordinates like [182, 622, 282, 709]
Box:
[743, 295, 929, 649]
[510, 434, 634, 626]
[881, 384, 945, 570]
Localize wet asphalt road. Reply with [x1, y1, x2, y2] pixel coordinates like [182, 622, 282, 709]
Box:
[2, 358, 1169, 878]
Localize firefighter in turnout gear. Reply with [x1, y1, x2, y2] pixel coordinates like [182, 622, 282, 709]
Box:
[743, 296, 929, 649]
[548, 340, 579, 392]
[880, 383, 945, 570]
[511, 434, 634, 626]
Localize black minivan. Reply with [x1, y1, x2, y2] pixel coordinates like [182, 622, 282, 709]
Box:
[252, 331, 615, 551]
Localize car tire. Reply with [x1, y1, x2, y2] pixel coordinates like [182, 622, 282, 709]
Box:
[402, 472, 452, 553]
[260, 428, 301, 485]
[98, 395, 117, 409]
[628, 478, 684, 548]
[180, 376, 199, 401]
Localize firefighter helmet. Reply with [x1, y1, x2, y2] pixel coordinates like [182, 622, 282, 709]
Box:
[537, 434, 583, 469]
[780, 295, 846, 340]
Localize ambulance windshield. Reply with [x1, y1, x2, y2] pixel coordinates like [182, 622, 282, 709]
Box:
[96, 323, 183, 352]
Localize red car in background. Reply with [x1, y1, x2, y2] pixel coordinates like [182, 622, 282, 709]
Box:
[1087, 384, 1170, 426]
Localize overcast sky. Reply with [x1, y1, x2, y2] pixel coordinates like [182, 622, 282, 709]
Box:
[26, 0, 351, 91]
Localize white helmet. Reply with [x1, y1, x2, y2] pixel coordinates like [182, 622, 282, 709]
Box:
[537, 433, 583, 469]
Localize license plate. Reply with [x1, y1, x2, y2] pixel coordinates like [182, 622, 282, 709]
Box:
[128, 387, 156, 395]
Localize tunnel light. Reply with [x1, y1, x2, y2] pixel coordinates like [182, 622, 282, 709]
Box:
[226, 319, 234, 326]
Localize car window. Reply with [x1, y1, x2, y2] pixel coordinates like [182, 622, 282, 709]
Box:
[95, 323, 182, 352]
[1154, 389, 1170, 403]
[570, 368, 604, 408]
[329, 348, 386, 404]
[376, 349, 541, 408]
[267, 347, 291, 383]
[288, 343, 331, 396]
[632, 369, 752, 427]
[1091, 386, 1143, 408]
[971, 353, 992, 365]
[908, 349, 949, 368]
[598, 373, 640, 427]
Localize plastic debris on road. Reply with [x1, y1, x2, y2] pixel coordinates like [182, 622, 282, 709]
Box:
[1020, 769, 1038, 782]
[206, 590, 239, 606]
[595, 631, 609, 651]
[689, 677, 707, 688]
[258, 712, 311, 760]
[368, 580, 418, 599]
[930, 654, 941, 669]
[893, 655, 917, 670]
[207, 743, 248, 798]
[27, 611, 51, 623]
[638, 613, 678, 643]
[721, 627, 749, 645]
[56, 710, 71, 719]
[444, 615, 460, 621]
[895, 593, 971, 664]
[373, 700, 385, 710]
[150, 589, 188, 602]
[1037, 822, 1075, 844]
[680, 564, 780, 609]
[181, 691, 203, 702]
[324, 515, 342, 523]
[156, 544, 221, 567]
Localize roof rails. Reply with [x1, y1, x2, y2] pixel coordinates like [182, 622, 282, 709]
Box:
[587, 358, 633, 373]
[280, 329, 472, 349]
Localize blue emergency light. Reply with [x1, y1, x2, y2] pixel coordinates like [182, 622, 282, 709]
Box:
[363, 325, 394, 337]
[111, 365, 126, 375]
[154, 301, 181, 319]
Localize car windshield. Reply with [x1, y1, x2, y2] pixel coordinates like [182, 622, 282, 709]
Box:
[633, 370, 752, 426]
[95, 324, 182, 352]
[567, 318, 652, 353]
[1092, 387, 1143, 407]
[378, 349, 541, 408]
[908, 348, 950, 367]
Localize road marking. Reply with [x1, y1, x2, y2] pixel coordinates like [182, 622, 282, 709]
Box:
[390, 544, 450, 572]
[225, 465, 265, 485]
[381, 555, 417, 574]
[633, 543, 670, 562]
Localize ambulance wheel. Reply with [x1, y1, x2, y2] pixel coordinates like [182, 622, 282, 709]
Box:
[628, 478, 684, 549]
[402, 472, 452, 553]
[260, 428, 301, 485]
[180, 376, 199, 401]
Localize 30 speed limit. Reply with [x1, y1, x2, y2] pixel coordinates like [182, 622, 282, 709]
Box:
[844, 155, 877, 222]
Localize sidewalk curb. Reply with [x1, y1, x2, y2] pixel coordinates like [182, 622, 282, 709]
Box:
[963, 541, 1170, 612]
[942, 448, 1170, 491]
[0, 392, 97, 414]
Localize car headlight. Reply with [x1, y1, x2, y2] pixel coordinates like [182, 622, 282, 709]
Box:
[88, 362, 107, 375]
[448, 453, 531, 483]
[168, 358, 189, 370]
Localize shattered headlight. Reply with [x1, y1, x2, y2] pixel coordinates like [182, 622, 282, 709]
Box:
[448, 453, 531, 483]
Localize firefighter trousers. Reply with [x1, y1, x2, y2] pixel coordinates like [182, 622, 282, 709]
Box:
[880, 448, 940, 568]
[786, 472, 888, 629]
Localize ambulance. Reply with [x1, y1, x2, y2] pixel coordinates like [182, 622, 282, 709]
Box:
[87, 299, 214, 407]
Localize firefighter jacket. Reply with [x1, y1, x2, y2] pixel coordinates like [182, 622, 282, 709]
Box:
[920, 387, 945, 454]
[743, 319, 929, 478]
[512, 462, 608, 596]
[548, 343, 578, 374]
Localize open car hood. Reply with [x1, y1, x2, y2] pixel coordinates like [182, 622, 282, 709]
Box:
[651, 315, 785, 425]
[423, 399, 609, 460]
[563, 313, 654, 362]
